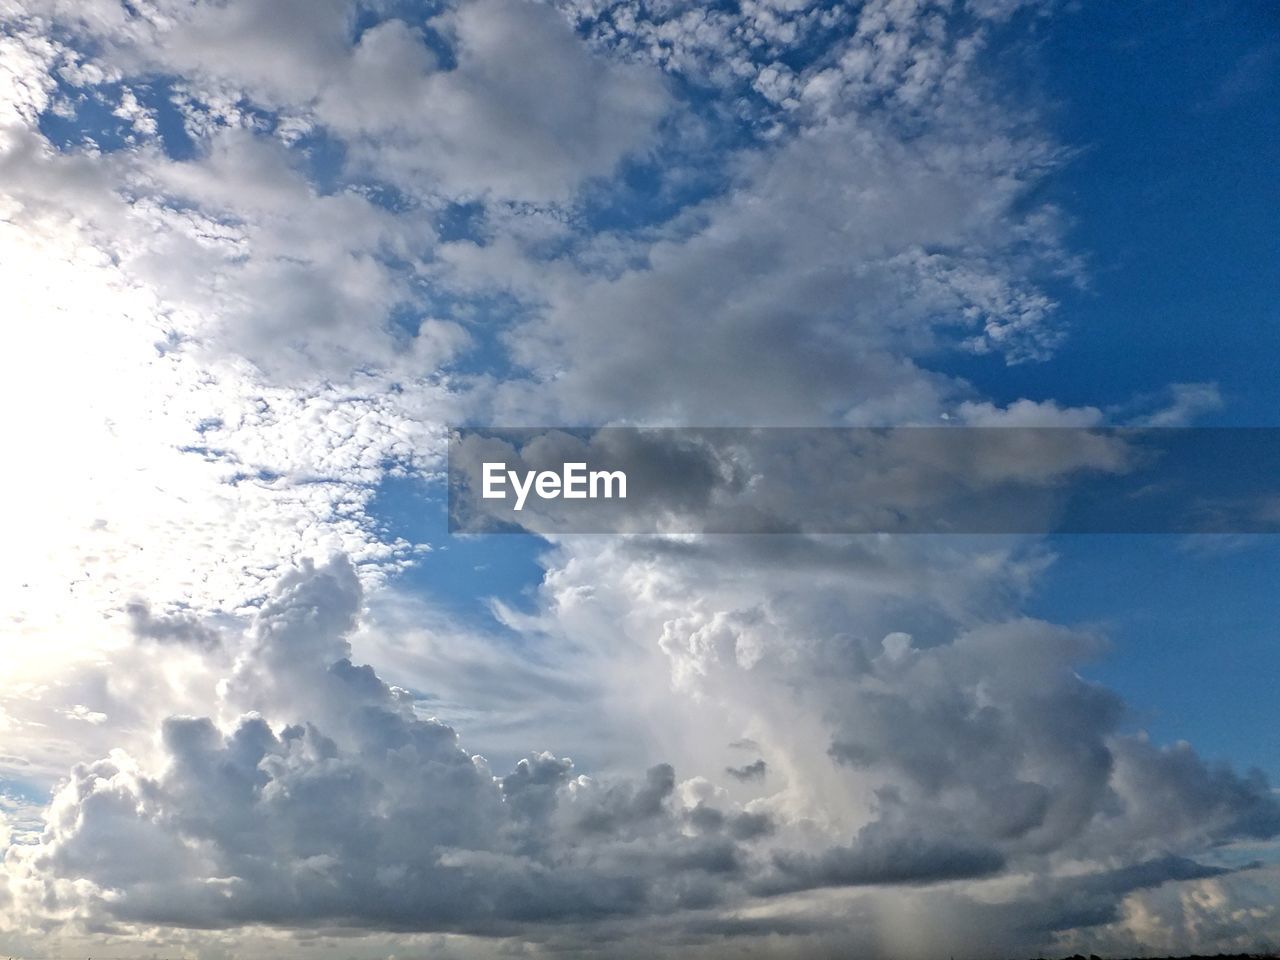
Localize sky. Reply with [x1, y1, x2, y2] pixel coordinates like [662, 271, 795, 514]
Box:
[1, 0, 1279, 958]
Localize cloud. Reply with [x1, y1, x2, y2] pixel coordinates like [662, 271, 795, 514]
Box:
[325, 0, 670, 200]
[3, 559, 774, 936]
[726, 759, 768, 782]
[17, 0, 669, 203]
[1134, 382, 1226, 427]
[763, 828, 1007, 894]
[492, 112, 1071, 424]
[9, 553, 1277, 956]
[476, 532, 1280, 945]
[125, 600, 222, 650]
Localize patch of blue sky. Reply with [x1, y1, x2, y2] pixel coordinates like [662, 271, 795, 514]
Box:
[287, 125, 351, 196]
[400, 282, 533, 385]
[920, 4, 1280, 783]
[0, 775, 57, 816]
[365, 472, 549, 631]
[37, 78, 138, 154]
[1028, 534, 1280, 784]
[434, 199, 486, 242]
[132, 78, 200, 159]
[574, 122, 736, 239]
[936, 0, 1280, 421]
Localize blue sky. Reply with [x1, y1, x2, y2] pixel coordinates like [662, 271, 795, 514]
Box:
[3, 1, 1280, 958]
[1032, 535, 1280, 780]
[956, 0, 1280, 420]
[980, 0, 1280, 780]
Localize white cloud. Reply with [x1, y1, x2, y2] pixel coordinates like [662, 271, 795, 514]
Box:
[15, 0, 670, 202]
[324, 0, 671, 200]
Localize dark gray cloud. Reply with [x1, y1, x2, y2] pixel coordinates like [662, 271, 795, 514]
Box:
[726, 759, 768, 782]
[125, 600, 222, 650]
[762, 827, 1007, 894]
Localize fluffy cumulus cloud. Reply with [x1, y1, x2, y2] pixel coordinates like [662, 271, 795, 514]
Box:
[4, 559, 776, 940]
[2, 0, 1279, 958]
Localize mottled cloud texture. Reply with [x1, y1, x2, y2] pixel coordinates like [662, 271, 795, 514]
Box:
[1, 1, 1278, 958]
